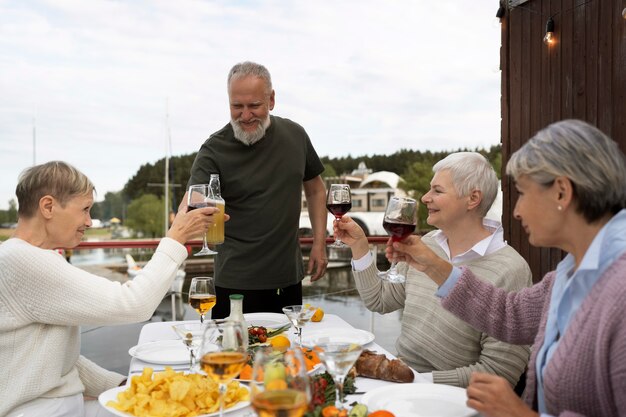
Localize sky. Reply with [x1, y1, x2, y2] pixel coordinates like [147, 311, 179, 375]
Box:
[0, 0, 503, 210]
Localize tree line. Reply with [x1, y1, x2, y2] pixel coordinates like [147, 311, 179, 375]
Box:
[0, 145, 502, 236]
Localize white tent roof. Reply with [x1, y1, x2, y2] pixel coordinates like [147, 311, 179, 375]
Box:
[359, 171, 401, 189]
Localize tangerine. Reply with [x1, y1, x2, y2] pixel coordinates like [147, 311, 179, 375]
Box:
[269, 335, 291, 352]
[311, 307, 324, 322]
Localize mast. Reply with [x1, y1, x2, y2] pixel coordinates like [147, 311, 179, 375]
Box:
[164, 99, 172, 236]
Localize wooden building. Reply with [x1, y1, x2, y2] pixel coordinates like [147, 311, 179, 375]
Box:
[500, 0, 626, 281]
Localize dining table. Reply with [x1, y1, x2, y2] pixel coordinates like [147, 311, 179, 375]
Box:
[104, 313, 441, 417]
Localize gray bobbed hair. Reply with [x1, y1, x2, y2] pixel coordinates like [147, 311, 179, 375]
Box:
[506, 119, 626, 222]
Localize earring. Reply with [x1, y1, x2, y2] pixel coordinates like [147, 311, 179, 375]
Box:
[557, 205, 563, 211]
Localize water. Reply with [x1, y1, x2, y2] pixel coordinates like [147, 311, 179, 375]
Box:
[77, 250, 402, 376]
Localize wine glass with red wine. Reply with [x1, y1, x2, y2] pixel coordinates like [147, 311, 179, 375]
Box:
[378, 197, 418, 283]
[326, 184, 352, 248]
[188, 184, 217, 256]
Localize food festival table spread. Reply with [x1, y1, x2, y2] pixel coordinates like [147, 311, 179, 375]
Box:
[103, 313, 474, 417]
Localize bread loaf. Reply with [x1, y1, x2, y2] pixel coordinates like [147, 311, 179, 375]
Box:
[355, 349, 414, 383]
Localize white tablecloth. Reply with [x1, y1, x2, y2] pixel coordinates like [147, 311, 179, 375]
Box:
[125, 314, 429, 416]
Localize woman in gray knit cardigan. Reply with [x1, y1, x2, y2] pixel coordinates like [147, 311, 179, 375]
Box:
[390, 119, 626, 417]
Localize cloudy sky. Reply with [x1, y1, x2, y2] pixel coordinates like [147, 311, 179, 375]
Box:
[0, 0, 503, 210]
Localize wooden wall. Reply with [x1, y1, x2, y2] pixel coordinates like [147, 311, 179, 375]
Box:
[500, 0, 626, 282]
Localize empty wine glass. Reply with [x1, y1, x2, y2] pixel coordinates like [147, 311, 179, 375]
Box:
[316, 343, 363, 410]
[282, 305, 316, 347]
[250, 347, 311, 417]
[378, 197, 418, 283]
[326, 184, 352, 248]
[188, 277, 216, 323]
[188, 184, 217, 256]
[198, 319, 248, 417]
[171, 322, 205, 371]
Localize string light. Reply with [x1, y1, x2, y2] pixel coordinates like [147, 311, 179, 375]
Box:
[494, 2, 506, 26]
[543, 17, 555, 45]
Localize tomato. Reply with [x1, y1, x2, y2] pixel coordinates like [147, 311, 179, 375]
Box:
[368, 411, 395, 417]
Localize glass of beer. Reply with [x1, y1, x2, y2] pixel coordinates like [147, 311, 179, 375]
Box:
[188, 277, 216, 323]
[205, 194, 225, 247]
[251, 347, 311, 417]
[199, 319, 248, 417]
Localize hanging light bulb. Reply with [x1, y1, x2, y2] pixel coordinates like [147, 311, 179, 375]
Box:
[544, 17, 555, 45]
[493, 3, 506, 27]
[622, 7, 626, 19]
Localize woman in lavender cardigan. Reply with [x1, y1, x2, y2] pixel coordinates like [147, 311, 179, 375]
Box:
[390, 119, 626, 417]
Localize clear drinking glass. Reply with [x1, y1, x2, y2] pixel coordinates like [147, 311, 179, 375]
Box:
[188, 277, 216, 323]
[326, 184, 352, 248]
[198, 319, 248, 417]
[187, 184, 218, 256]
[282, 305, 317, 347]
[250, 347, 311, 417]
[171, 322, 205, 371]
[378, 197, 418, 283]
[316, 343, 363, 410]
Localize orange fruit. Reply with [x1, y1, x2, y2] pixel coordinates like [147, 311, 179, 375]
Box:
[269, 335, 291, 352]
[368, 411, 396, 417]
[311, 307, 324, 322]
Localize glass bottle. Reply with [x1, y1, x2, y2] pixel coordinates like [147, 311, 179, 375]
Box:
[227, 294, 248, 348]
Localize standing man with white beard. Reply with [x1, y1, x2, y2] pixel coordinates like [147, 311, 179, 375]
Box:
[183, 61, 328, 318]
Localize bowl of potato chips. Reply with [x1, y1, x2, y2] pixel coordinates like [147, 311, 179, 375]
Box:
[99, 367, 250, 417]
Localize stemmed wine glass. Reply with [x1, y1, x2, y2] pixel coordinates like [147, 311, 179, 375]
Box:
[198, 319, 248, 417]
[282, 305, 317, 347]
[316, 343, 363, 410]
[188, 184, 217, 256]
[171, 322, 205, 372]
[188, 277, 216, 323]
[326, 184, 352, 248]
[250, 347, 311, 417]
[378, 197, 418, 283]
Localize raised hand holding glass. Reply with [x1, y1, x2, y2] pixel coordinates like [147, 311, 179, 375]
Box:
[378, 197, 418, 283]
[326, 184, 351, 248]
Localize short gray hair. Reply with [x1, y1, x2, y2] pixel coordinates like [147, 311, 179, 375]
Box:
[506, 119, 626, 222]
[433, 152, 498, 217]
[227, 61, 272, 96]
[16, 161, 94, 218]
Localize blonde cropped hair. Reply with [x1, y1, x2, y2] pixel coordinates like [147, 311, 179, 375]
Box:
[506, 119, 626, 222]
[16, 161, 94, 218]
[433, 152, 499, 217]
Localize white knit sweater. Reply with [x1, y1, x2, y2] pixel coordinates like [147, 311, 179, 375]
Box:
[0, 237, 188, 416]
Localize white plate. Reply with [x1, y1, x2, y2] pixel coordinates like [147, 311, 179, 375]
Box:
[128, 340, 189, 365]
[244, 312, 290, 328]
[361, 384, 477, 417]
[99, 384, 250, 417]
[300, 327, 375, 348]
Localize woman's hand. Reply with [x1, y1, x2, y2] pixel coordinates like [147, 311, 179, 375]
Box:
[166, 206, 228, 245]
[466, 372, 537, 417]
[334, 216, 370, 259]
[389, 236, 452, 286]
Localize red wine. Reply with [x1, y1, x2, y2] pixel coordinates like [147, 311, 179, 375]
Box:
[188, 202, 209, 211]
[327, 202, 352, 218]
[383, 221, 416, 241]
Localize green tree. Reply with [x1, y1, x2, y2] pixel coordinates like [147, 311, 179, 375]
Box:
[125, 194, 165, 238]
[321, 163, 337, 178]
[7, 199, 17, 223]
[96, 191, 125, 221]
[398, 161, 435, 231]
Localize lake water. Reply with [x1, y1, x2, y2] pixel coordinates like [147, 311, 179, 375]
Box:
[77, 250, 403, 375]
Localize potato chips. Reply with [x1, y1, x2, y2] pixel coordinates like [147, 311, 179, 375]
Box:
[107, 367, 249, 417]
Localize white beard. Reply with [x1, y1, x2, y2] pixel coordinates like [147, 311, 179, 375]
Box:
[230, 115, 271, 146]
